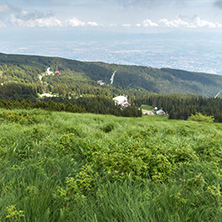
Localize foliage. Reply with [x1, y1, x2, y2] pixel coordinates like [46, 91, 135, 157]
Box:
[1, 52, 222, 121]
[5, 205, 24, 222]
[0, 98, 142, 117]
[135, 94, 222, 122]
[0, 108, 222, 221]
[188, 112, 215, 123]
[2, 52, 222, 221]
[0, 110, 50, 124]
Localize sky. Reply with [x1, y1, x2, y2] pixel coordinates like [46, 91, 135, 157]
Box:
[1, 0, 222, 74]
[1, 0, 222, 30]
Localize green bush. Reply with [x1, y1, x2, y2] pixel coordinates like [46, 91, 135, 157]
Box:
[188, 112, 214, 123]
[102, 123, 114, 133]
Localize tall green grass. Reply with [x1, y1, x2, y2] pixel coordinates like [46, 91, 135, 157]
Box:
[0, 109, 221, 221]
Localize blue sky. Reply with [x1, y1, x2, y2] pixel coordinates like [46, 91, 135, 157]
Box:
[1, 0, 222, 74]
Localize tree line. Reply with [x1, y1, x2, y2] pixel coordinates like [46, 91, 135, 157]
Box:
[0, 97, 142, 118]
[135, 94, 222, 122]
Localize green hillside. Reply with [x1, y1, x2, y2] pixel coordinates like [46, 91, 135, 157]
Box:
[0, 108, 222, 221]
[1, 52, 222, 100]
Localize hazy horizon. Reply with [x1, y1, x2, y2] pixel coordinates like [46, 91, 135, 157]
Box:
[1, 0, 222, 74]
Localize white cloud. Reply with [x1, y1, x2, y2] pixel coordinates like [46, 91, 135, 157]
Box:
[2, 4, 221, 31]
[143, 19, 158, 27]
[136, 19, 158, 27]
[36, 17, 62, 27]
[87, 21, 98, 26]
[10, 14, 62, 27]
[158, 17, 222, 29]
[9, 11, 99, 28]
[194, 17, 222, 28]
[68, 18, 98, 27]
[68, 17, 85, 27]
[134, 17, 222, 29]
[159, 18, 194, 28]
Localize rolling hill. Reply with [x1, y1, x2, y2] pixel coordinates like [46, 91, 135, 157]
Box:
[0, 52, 222, 100]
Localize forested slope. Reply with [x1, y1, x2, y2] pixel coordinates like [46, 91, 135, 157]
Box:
[1, 52, 222, 100]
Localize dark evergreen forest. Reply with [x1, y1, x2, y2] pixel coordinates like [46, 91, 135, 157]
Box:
[136, 94, 222, 122]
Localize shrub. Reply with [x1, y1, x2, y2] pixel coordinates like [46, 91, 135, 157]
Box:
[188, 112, 214, 123]
[102, 123, 114, 133]
[5, 205, 24, 222]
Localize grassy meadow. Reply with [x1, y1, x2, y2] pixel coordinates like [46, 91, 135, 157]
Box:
[0, 108, 222, 221]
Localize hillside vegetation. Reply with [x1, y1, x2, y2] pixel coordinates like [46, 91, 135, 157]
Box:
[0, 108, 222, 221]
[1, 52, 222, 100]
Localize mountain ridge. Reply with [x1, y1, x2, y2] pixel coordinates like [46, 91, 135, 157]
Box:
[0, 52, 222, 99]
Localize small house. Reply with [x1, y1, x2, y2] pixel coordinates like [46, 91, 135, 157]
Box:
[156, 109, 165, 116]
[39, 93, 57, 98]
[142, 110, 154, 115]
[97, 80, 105, 86]
[113, 96, 130, 109]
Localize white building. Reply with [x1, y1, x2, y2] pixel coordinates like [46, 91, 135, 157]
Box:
[39, 93, 57, 98]
[113, 96, 130, 109]
[97, 80, 105, 86]
[156, 109, 165, 116]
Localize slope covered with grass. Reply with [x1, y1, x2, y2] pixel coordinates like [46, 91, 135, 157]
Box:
[0, 109, 222, 221]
